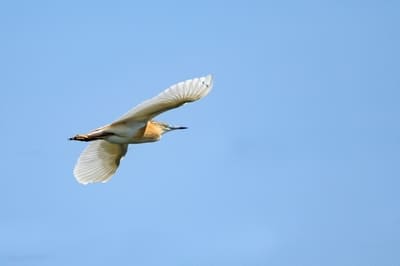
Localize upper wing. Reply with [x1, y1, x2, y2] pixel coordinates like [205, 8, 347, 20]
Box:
[111, 75, 213, 125]
[73, 140, 128, 184]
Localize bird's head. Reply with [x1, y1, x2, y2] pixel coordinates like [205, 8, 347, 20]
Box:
[154, 121, 188, 134]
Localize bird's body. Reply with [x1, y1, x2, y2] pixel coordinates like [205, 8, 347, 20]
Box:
[70, 75, 213, 184]
[71, 121, 186, 144]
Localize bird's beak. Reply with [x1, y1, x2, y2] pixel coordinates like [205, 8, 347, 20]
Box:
[169, 125, 188, 130]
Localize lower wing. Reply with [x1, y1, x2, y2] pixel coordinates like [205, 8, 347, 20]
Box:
[73, 140, 128, 184]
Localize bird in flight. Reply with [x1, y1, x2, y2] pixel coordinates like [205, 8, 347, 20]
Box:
[70, 75, 213, 184]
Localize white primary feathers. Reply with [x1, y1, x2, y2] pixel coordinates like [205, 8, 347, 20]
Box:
[71, 75, 213, 185]
[115, 75, 213, 123]
[74, 141, 128, 184]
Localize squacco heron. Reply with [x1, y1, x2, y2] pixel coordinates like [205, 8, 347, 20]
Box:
[70, 75, 213, 184]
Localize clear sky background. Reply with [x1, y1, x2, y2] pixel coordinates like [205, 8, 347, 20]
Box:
[1, 1, 399, 265]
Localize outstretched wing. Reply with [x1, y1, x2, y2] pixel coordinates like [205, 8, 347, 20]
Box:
[73, 140, 128, 184]
[112, 75, 213, 125]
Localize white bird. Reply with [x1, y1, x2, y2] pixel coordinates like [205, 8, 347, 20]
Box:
[70, 75, 213, 184]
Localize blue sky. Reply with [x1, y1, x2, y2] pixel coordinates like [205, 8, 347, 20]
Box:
[1, 1, 399, 265]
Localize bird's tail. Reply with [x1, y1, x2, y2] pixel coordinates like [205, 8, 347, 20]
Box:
[69, 134, 93, 141]
[69, 126, 112, 142]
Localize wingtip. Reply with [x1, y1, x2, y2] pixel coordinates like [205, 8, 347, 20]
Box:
[200, 74, 214, 94]
[203, 74, 213, 83]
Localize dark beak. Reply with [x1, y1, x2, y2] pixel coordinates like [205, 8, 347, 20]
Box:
[169, 126, 188, 130]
